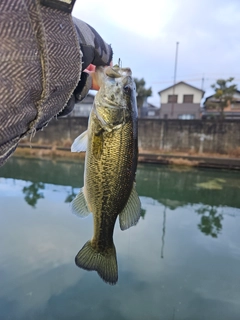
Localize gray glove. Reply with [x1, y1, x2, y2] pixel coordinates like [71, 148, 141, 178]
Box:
[0, 0, 113, 166]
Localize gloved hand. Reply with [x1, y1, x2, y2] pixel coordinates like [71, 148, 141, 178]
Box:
[0, 1, 113, 166]
[58, 18, 113, 117]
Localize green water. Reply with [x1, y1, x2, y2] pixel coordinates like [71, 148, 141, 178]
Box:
[0, 157, 240, 320]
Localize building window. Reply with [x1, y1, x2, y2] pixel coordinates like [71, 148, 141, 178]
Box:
[183, 95, 193, 103]
[168, 95, 178, 103]
[231, 101, 240, 109]
[148, 111, 155, 117]
[164, 114, 168, 119]
[178, 114, 195, 120]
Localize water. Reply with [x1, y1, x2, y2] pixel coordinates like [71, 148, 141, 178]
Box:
[0, 156, 240, 320]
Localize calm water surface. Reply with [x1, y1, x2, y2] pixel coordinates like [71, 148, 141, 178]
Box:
[0, 157, 240, 320]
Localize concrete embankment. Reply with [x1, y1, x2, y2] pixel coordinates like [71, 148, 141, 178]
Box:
[16, 144, 240, 170]
[16, 117, 240, 170]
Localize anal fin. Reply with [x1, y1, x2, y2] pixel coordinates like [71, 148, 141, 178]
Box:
[119, 185, 141, 230]
[71, 188, 91, 218]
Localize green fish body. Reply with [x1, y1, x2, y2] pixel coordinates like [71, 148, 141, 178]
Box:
[71, 66, 141, 284]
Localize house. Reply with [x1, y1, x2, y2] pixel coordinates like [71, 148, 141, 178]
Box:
[69, 93, 94, 117]
[158, 81, 205, 119]
[70, 93, 160, 119]
[202, 90, 240, 119]
[140, 98, 160, 118]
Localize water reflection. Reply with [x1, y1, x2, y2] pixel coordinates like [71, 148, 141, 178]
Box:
[65, 186, 77, 203]
[1, 157, 240, 208]
[0, 157, 240, 319]
[140, 208, 146, 219]
[196, 205, 223, 238]
[161, 206, 167, 259]
[1, 157, 240, 239]
[22, 182, 45, 208]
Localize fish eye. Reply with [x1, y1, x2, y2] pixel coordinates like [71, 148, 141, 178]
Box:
[123, 85, 131, 95]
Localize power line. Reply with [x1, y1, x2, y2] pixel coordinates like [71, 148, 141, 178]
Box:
[150, 78, 240, 85]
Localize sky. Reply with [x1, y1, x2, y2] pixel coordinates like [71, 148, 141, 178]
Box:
[73, 0, 240, 107]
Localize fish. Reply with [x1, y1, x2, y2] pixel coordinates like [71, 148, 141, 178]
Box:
[71, 65, 141, 285]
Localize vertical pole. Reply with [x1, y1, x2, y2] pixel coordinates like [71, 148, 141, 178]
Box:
[201, 75, 205, 90]
[161, 206, 167, 259]
[171, 42, 179, 117]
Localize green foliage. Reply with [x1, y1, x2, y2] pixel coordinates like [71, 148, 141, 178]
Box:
[196, 205, 223, 238]
[22, 182, 45, 208]
[65, 186, 77, 203]
[133, 78, 152, 110]
[206, 77, 237, 118]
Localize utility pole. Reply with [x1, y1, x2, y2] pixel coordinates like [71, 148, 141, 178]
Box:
[201, 75, 205, 90]
[171, 42, 179, 117]
[161, 206, 167, 259]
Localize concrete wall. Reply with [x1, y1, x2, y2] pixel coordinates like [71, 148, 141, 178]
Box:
[30, 117, 240, 155]
[159, 103, 201, 119]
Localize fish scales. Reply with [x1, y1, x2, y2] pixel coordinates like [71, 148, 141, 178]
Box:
[86, 120, 136, 248]
[71, 65, 141, 285]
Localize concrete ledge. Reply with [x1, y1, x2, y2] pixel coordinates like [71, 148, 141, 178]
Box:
[17, 144, 240, 170]
[138, 153, 240, 170]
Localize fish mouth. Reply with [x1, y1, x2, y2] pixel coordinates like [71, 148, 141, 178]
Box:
[119, 68, 132, 77]
[105, 66, 132, 79]
[105, 66, 121, 78]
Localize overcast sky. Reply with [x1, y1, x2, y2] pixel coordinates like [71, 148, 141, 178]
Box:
[73, 0, 240, 106]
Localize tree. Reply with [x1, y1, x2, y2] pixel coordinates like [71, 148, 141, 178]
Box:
[22, 182, 45, 208]
[134, 78, 152, 116]
[205, 77, 237, 119]
[196, 205, 223, 238]
[65, 186, 77, 203]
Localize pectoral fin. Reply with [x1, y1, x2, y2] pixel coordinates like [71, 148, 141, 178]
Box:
[71, 130, 88, 152]
[119, 186, 141, 230]
[71, 188, 91, 217]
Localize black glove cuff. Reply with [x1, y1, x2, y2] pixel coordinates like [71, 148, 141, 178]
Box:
[57, 94, 75, 118]
[74, 71, 92, 102]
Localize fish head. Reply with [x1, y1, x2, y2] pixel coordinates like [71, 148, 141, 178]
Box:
[93, 66, 137, 130]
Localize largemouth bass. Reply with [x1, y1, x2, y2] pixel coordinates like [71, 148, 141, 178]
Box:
[71, 65, 141, 285]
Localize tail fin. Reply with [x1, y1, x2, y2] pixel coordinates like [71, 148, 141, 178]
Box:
[75, 241, 118, 285]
